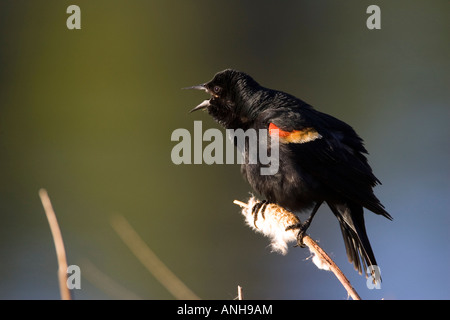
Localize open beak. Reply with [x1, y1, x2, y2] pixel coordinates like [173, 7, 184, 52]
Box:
[182, 84, 208, 92]
[188, 99, 210, 113]
[183, 83, 212, 113]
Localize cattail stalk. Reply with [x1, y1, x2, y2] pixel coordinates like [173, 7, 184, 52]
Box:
[234, 197, 361, 300]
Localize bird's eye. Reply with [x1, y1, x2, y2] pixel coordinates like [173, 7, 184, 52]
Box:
[213, 86, 222, 94]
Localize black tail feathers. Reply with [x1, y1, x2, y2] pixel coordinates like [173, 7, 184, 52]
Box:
[328, 201, 383, 282]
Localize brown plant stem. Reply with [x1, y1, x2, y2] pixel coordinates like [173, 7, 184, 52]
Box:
[39, 188, 71, 300]
[234, 199, 361, 300]
[237, 285, 243, 300]
[110, 214, 200, 300]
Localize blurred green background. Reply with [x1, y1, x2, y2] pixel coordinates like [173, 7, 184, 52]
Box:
[0, 0, 448, 299]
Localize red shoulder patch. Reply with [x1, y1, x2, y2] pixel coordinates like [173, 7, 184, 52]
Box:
[269, 123, 322, 144]
[268, 123, 291, 138]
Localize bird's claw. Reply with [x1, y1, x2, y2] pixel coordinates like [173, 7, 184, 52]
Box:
[251, 200, 268, 228]
[285, 221, 309, 248]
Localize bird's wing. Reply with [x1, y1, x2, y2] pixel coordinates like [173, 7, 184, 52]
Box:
[264, 106, 391, 219]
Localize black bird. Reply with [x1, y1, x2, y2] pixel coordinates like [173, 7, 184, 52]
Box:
[186, 69, 392, 277]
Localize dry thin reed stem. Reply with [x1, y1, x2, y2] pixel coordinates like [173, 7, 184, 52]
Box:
[110, 214, 200, 300]
[81, 259, 142, 300]
[301, 236, 361, 300]
[237, 285, 244, 300]
[39, 188, 71, 300]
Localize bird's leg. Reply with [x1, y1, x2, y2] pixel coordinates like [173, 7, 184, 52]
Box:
[286, 201, 323, 247]
[251, 200, 268, 228]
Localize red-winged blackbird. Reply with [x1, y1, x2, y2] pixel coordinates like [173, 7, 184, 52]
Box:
[186, 69, 392, 277]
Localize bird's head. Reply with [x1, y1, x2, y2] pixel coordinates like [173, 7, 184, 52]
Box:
[184, 69, 261, 128]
